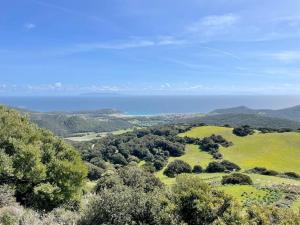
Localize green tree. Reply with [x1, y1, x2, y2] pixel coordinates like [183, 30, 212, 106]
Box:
[0, 106, 87, 210]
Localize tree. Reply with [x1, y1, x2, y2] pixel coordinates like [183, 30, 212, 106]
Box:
[0, 106, 87, 210]
[233, 125, 254, 137]
[172, 175, 245, 225]
[222, 173, 253, 185]
[163, 160, 192, 178]
[192, 165, 203, 174]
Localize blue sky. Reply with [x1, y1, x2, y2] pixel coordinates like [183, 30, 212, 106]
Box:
[1, 0, 300, 95]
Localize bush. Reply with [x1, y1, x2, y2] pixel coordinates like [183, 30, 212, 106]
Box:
[0, 106, 88, 210]
[206, 160, 240, 173]
[249, 167, 279, 176]
[213, 152, 223, 159]
[284, 172, 300, 179]
[220, 160, 241, 172]
[0, 185, 15, 207]
[206, 162, 226, 173]
[86, 163, 104, 181]
[222, 173, 253, 185]
[199, 137, 219, 152]
[233, 125, 254, 137]
[172, 174, 245, 224]
[163, 160, 192, 178]
[94, 171, 123, 193]
[192, 165, 203, 174]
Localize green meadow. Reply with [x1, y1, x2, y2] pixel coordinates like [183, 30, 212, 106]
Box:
[180, 126, 300, 174]
[156, 125, 300, 209]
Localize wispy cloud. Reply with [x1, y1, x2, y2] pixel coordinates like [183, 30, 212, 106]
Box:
[187, 14, 239, 36]
[24, 23, 36, 30]
[266, 51, 300, 62]
[50, 36, 186, 55]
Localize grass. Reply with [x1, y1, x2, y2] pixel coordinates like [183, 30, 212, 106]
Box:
[292, 197, 300, 212]
[156, 125, 300, 207]
[180, 126, 300, 174]
[65, 129, 133, 141]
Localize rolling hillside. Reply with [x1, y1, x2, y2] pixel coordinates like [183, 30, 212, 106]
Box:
[156, 125, 300, 209]
[212, 105, 300, 122]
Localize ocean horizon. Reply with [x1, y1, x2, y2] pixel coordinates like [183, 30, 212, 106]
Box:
[1, 95, 300, 115]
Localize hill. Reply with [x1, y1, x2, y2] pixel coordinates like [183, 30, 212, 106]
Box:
[156, 125, 300, 210]
[29, 112, 133, 137]
[181, 113, 300, 129]
[212, 105, 300, 122]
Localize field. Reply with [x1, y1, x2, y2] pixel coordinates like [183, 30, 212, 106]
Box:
[156, 125, 300, 209]
[65, 129, 133, 142]
[180, 126, 300, 174]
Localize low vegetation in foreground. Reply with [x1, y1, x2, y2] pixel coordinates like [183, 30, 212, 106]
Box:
[1, 106, 300, 224]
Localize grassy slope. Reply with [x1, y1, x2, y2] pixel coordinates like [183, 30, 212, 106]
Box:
[180, 126, 300, 174]
[156, 126, 300, 209]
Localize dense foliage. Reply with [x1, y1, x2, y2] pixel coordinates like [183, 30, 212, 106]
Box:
[221, 173, 253, 185]
[0, 106, 87, 210]
[206, 160, 241, 173]
[74, 125, 191, 172]
[233, 125, 255, 136]
[29, 112, 133, 137]
[163, 160, 192, 177]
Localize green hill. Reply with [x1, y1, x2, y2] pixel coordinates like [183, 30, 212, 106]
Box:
[212, 105, 300, 122]
[156, 125, 300, 209]
[181, 113, 300, 129]
[181, 125, 300, 173]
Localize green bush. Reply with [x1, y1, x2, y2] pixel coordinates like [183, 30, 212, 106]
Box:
[0, 185, 15, 207]
[192, 165, 203, 174]
[206, 161, 226, 173]
[249, 167, 279, 176]
[233, 125, 254, 137]
[284, 171, 300, 179]
[86, 162, 104, 181]
[163, 160, 192, 178]
[222, 173, 253, 185]
[172, 174, 245, 224]
[206, 160, 240, 173]
[0, 106, 87, 210]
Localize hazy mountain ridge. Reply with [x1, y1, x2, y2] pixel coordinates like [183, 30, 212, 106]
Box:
[211, 105, 300, 122]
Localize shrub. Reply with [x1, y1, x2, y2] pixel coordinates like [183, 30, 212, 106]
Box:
[192, 165, 203, 174]
[172, 174, 245, 224]
[213, 152, 223, 159]
[233, 125, 254, 137]
[0, 185, 15, 207]
[0, 106, 88, 210]
[163, 160, 192, 178]
[79, 186, 175, 225]
[94, 171, 123, 193]
[220, 160, 241, 172]
[86, 162, 104, 181]
[206, 160, 240, 173]
[199, 137, 219, 152]
[222, 173, 253, 185]
[249, 167, 279, 176]
[284, 172, 300, 179]
[206, 162, 226, 173]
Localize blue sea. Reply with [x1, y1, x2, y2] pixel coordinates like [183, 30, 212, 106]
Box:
[0, 96, 300, 115]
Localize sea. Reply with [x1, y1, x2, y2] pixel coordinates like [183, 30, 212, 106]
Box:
[0, 95, 300, 115]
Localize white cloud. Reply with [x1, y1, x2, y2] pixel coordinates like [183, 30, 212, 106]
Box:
[187, 14, 239, 35]
[24, 23, 36, 30]
[54, 82, 62, 88]
[267, 51, 300, 62]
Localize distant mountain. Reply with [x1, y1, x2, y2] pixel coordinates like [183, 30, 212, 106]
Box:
[80, 92, 121, 97]
[211, 105, 300, 122]
[182, 113, 300, 129]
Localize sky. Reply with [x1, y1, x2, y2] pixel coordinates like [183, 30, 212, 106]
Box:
[1, 0, 300, 95]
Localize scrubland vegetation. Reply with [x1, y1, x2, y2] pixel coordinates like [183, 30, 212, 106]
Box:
[2, 106, 300, 224]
